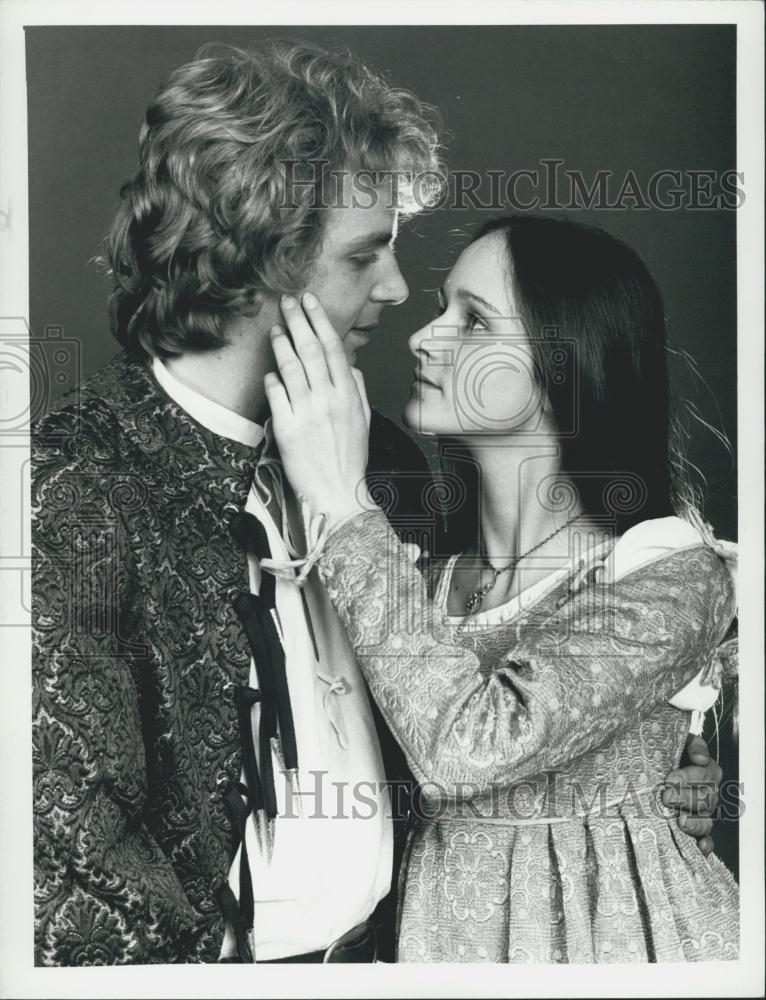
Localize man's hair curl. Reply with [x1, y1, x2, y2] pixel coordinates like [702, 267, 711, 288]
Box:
[102, 40, 443, 357]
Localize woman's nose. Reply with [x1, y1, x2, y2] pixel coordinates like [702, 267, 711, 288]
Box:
[408, 322, 430, 358]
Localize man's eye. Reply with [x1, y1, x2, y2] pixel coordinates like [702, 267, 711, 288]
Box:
[349, 253, 380, 269]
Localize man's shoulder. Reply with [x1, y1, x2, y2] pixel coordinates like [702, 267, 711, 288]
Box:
[34, 351, 135, 428]
[366, 409, 441, 530]
[30, 352, 168, 543]
[31, 352, 145, 476]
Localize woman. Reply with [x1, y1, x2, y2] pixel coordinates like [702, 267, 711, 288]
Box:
[264, 216, 739, 962]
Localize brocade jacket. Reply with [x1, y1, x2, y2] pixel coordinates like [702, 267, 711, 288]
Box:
[32, 350, 435, 966]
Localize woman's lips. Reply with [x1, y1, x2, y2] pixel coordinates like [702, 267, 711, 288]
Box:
[412, 368, 439, 389]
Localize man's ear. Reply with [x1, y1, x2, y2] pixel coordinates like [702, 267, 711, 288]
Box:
[243, 289, 283, 330]
[223, 293, 283, 349]
[248, 287, 274, 319]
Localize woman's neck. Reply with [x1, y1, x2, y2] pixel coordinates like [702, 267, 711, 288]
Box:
[464, 437, 578, 564]
[444, 434, 612, 616]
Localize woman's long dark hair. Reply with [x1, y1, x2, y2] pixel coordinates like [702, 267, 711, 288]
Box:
[441, 215, 686, 550]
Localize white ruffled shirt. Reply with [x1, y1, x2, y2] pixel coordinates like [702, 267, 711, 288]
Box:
[152, 359, 392, 961]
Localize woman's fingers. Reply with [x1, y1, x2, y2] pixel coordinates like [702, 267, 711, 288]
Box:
[302, 292, 356, 389]
[270, 325, 309, 406]
[264, 370, 293, 425]
[280, 294, 331, 390]
[351, 367, 372, 427]
[272, 292, 365, 430]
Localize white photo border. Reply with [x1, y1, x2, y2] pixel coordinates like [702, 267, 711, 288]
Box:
[1, 1, 762, 997]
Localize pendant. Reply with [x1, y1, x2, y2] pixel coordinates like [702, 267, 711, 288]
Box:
[465, 590, 482, 615]
[465, 566, 499, 616]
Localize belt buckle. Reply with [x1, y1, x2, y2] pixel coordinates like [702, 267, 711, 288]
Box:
[322, 921, 376, 964]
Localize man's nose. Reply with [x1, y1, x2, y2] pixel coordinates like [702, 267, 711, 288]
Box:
[372, 256, 409, 306]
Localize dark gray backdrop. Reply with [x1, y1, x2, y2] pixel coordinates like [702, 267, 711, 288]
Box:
[26, 24, 739, 874]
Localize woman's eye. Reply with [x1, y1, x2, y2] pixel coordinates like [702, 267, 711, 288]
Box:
[467, 313, 488, 333]
[428, 302, 487, 333]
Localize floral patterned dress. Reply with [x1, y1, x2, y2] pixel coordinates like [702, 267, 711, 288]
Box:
[316, 511, 739, 963]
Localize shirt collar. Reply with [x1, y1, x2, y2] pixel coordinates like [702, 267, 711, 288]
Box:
[152, 356, 266, 450]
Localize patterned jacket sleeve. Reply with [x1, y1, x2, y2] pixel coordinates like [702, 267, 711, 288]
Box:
[318, 510, 737, 797]
[32, 410, 203, 966]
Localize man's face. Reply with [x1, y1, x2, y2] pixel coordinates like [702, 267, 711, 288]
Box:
[301, 176, 410, 365]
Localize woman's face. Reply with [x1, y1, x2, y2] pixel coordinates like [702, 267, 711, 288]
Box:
[403, 233, 548, 438]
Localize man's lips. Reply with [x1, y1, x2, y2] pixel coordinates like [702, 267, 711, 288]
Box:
[346, 327, 376, 345]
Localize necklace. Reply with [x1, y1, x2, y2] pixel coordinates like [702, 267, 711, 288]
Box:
[464, 513, 585, 615]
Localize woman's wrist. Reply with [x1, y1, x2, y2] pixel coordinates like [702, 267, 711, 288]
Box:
[316, 488, 379, 535]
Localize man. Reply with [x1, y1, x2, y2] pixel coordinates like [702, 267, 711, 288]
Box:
[32, 40, 721, 966]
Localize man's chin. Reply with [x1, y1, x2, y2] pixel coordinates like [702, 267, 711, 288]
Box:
[343, 329, 372, 362]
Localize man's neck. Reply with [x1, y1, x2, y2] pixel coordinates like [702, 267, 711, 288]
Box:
[162, 314, 274, 424]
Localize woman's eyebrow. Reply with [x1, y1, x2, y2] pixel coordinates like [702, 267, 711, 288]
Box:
[439, 284, 502, 315]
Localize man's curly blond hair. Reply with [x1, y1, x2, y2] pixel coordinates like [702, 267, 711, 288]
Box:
[103, 40, 444, 357]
